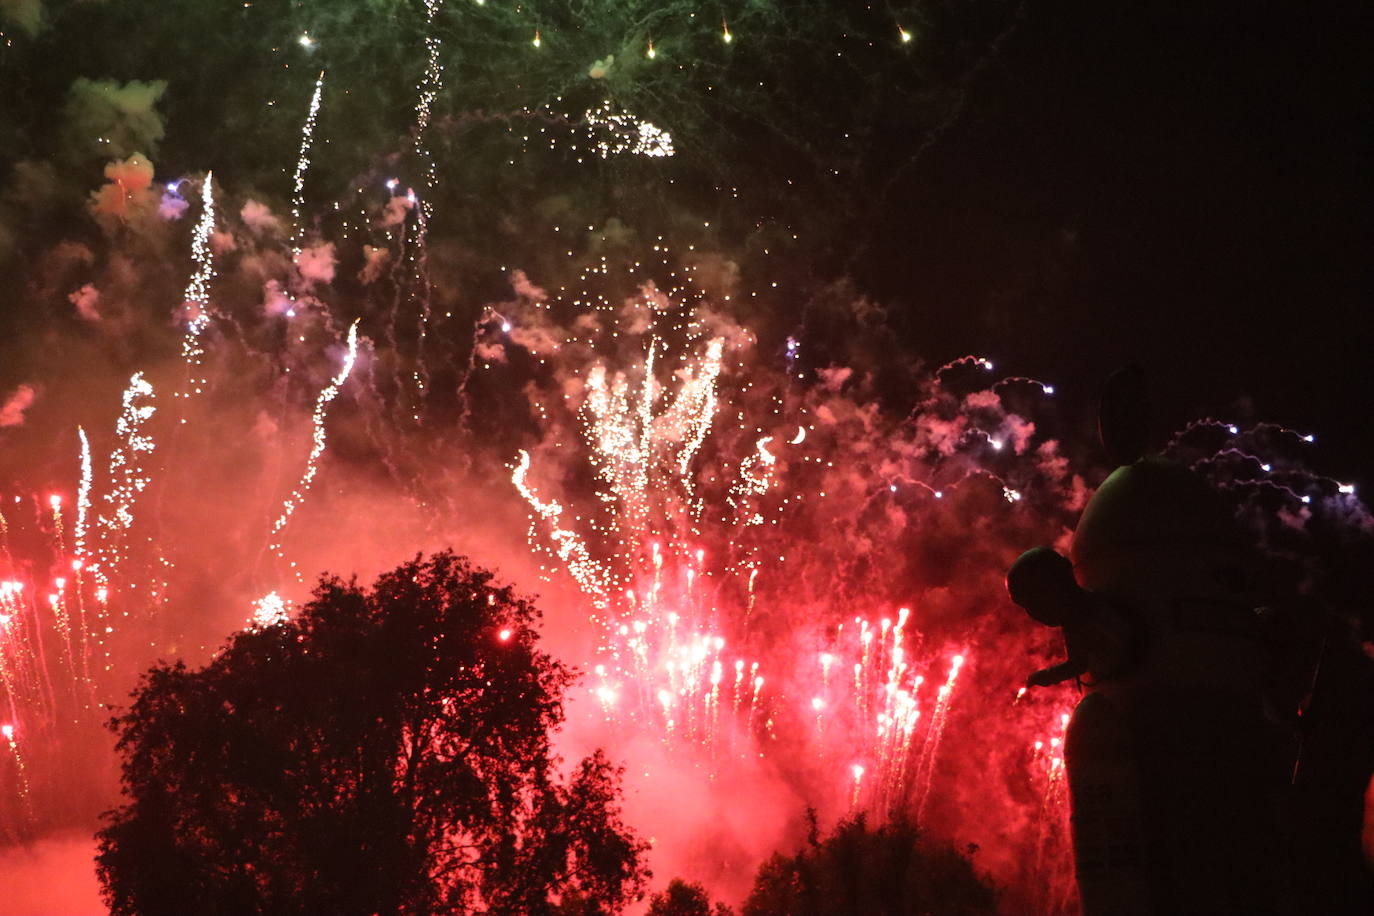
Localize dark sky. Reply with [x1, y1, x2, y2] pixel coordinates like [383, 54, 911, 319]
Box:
[861, 2, 1369, 482]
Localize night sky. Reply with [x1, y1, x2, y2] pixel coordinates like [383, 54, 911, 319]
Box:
[859, 2, 1369, 480]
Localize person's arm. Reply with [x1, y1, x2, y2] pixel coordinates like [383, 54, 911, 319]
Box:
[1026, 654, 1088, 688]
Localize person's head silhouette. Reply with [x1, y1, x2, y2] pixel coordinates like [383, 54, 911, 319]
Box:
[1007, 546, 1080, 627]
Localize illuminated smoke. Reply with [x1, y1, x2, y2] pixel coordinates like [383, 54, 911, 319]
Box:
[0, 385, 36, 428]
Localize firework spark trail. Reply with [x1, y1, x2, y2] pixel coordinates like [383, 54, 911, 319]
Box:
[90, 373, 157, 610]
[810, 612, 962, 817]
[0, 590, 27, 725]
[517, 329, 728, 611]
[512, 450, 613, 612]
[46, 497, 66, 568]
[1, 724, 33, 826]
[176, 173, 217, 405]
[516, 323, 994, 788]
[267, 321, 361, 579]
[913, 653, 964, 820]
[44, 498, 77, 694]
[72, 430, 94, 688]
[45, 587, 77, 704]
[1031, 711, 1073, 881]
[74, 429, 92, 563]
[91, 376, 157, 598]
[404, 0, 445, 411]
[730, 435, 776, 530]
[874, 614, 926, 813]
[515, 330, 777, 752]
[850, 763, 866, 809]
[69, 562, 91, 692]
[0, 581, 54, 732]
[580, 335, 726, 554]
[290, 74, 325, 258]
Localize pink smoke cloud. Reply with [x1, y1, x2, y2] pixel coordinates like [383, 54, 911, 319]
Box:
[474, 340, 507, 363]
[262, 280, 293, 317]
[293, 241, 336, 286]
[88, 153, 156, 220]
[0, 832, 105, 915]
[210, 229, 238, 253]
[359, 245, 390, 285]
[68, 284, 101, 322]
[240, 199, 282, 235]
[158, 190, 189, 220]
[0, 384, 36, 427]
[380, 194, 413, 228]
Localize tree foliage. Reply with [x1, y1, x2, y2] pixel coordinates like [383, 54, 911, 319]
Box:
[647, 878, 736, 916]
[740, 813, 997, 916]
[0, 0, 1020, 275]
[95, 551, 648, 916]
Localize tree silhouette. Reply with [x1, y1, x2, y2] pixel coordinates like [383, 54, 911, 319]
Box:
[647, 878, 736, 916]
[95, 551, 648, 916]
[740, 813, 997, 916]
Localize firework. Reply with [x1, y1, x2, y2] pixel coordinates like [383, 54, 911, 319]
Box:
[582, 101, 677, 159]
[290, 74, 325, 258]
[267, 321, 361, 577]
[404, 1, 445, 406]
[509, 307, 1038, 841]
[177, 173, 217, 404]
[91, 373, 157, 594]
[1, 723, 33, 827]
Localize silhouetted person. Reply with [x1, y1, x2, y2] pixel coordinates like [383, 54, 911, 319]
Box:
[1008, 546, 1134, 689]
[1007, 369, 1295, 915]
